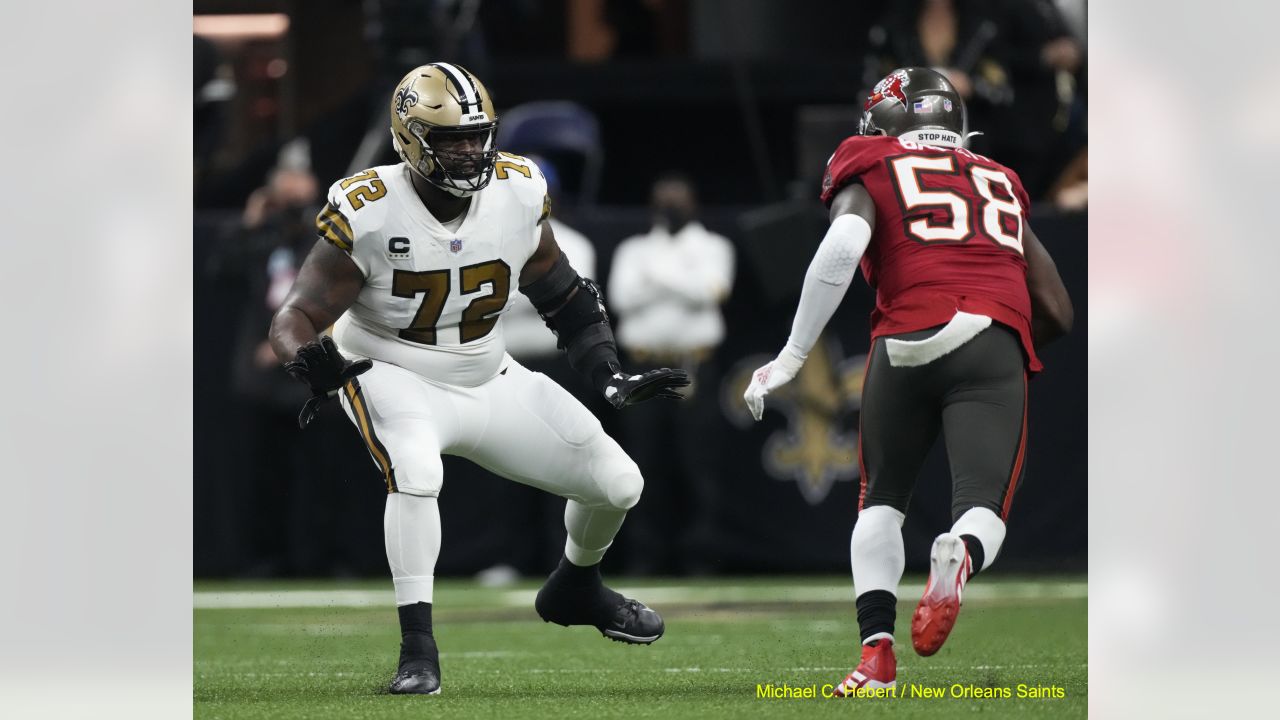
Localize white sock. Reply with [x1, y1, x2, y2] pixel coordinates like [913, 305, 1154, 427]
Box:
[851, 505, 906, 596]
[384, 493, 441, 606]
[950, 507, 1006, 571]
[863, 631, 894, 646]
[563, 500, 627, 566]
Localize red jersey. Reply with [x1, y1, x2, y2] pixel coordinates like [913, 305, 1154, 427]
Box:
[820, 135, 1041, 372]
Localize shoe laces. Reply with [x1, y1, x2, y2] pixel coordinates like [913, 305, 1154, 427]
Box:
[614, 598, 645, 623]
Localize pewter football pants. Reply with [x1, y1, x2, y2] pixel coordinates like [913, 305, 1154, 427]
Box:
[857, 324, 1029, 522]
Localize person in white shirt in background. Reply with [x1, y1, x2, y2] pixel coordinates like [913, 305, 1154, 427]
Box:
[478, 157, 602, 587]
[608, 173, 736, 574]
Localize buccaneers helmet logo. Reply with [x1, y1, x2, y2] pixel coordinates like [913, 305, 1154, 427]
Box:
[865, 70, 910, 111]
[394, 85, 420, 119]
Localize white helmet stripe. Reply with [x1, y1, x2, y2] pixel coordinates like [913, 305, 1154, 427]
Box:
[433, 62, 478, 112]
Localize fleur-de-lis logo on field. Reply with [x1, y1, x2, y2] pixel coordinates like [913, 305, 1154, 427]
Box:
[721, 335, 867, 505]
[395, 85, 420, 119]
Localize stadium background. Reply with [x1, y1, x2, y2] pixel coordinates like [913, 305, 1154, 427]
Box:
[193, 0, 1086, 581]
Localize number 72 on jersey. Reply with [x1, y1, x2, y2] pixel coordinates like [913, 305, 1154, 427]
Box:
[392, 260, 511, 345]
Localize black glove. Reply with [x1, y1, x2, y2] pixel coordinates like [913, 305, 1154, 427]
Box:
[283, 336, 373, 429]
[600, 364, 691, 409]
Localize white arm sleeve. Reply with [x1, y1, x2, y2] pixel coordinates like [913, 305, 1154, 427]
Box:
[782, 213, 872, 359]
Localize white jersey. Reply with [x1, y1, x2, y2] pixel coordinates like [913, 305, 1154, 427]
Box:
[316, 155, 549, 386]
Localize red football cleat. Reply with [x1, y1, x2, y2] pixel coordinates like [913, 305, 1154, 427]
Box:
[911, 533, 972, 657]
[833, 637, 897, 696]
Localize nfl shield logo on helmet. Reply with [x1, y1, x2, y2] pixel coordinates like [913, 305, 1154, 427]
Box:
[450, 238, 463, 253]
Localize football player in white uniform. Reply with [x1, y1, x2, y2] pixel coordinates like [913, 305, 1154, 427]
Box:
[269, 63, 689, 696]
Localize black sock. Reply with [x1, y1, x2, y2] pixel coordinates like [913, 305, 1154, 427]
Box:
[397, 602, 436, 662]
[855, 590, 896, 644]
[959, 534, 985, 578]
[538, 556, 620, 626]
[550, 555, 603, 586]
[399, 601, 433, 635]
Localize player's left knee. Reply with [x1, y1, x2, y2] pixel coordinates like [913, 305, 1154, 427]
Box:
[578, 434, 645, 511]
[608, 469, 644, 511]
[596, 450, 644, 511]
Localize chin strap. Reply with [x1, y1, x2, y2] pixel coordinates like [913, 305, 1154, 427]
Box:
[431, 180, 475, 198]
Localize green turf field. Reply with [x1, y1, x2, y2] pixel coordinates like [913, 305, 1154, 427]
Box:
[194, 576, 1086, 719]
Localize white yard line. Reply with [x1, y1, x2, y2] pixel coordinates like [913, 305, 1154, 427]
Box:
[194, 589, 396, 609]
[194, 581, 1086, 610]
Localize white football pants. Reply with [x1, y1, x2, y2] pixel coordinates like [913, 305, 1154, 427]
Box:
[338, 356, 643, 573]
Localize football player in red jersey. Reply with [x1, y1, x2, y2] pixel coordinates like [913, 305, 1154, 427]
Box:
[743, 67, 1073, 693]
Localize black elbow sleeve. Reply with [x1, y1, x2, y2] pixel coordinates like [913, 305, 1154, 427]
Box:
[550, 282, 619, 382]
[521, 251, 578, 312]
[521, 253, 619, 388]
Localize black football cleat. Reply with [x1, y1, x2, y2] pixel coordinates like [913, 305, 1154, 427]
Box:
[535, 557, 665, 644]
[388, 623, 441, 695]
[388, 658, 441, 695]
[597, 597, 665, 644]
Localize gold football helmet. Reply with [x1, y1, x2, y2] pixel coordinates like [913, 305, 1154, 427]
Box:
[389, 63, 499, 197]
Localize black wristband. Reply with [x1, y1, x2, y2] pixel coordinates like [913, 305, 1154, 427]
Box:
[588, 355, 621, 394]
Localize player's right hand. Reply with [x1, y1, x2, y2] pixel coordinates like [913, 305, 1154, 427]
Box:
[743, 346, 806, 421]
[283, 335, 373, 429]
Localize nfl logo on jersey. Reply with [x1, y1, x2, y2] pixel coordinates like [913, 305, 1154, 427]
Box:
[450, 238, 463, 253]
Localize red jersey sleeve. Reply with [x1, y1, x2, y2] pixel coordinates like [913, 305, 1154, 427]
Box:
[820, 136, 890, 207]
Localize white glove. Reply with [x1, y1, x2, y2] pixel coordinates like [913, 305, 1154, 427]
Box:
[744, 214, 870, 422]
[743, 345, 806, 421]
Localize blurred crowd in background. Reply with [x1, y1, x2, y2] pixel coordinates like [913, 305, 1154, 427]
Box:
[194, 0, 1087, 580]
